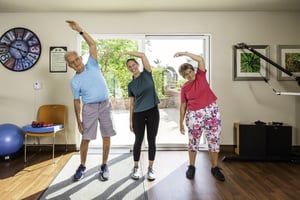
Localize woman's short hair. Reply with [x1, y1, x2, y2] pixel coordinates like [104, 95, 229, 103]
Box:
[178, 63, 194, 77]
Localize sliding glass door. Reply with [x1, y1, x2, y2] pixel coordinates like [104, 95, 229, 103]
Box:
[144, 35, 210, 149]
[77, 34, 210, 150]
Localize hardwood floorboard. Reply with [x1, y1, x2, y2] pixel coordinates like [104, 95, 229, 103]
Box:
[0, 150, 74, 200]
[0, 150, 300, 200]
[141, 151, 300, 200]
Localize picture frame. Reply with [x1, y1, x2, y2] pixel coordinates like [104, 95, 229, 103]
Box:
[277, 45, 300, 81]
[233, 45, 270, 81]
[49, 46, 67, 73]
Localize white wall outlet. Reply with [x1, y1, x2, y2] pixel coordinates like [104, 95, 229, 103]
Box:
[33, 81, 41, 90]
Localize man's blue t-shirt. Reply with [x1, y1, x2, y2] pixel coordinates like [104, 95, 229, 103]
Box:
[71, 56, 109, 104]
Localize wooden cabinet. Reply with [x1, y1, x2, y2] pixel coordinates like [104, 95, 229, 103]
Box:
[233, 123, 292, 161]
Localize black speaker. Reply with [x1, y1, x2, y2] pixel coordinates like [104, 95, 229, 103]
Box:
[239, 125, 267, 158]
[266, 126, 292, 160]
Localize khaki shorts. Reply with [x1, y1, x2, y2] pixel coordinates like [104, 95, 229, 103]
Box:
[82, 100, 116, 140]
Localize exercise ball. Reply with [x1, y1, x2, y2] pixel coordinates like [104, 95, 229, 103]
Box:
[0, 123, 24, 156]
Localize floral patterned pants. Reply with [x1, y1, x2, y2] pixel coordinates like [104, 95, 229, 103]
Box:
[186, 102, 221, 152]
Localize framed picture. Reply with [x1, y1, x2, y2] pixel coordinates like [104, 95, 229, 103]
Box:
[233, 45, 270, 81]
[277, 45, 300, 81]
[49, 46, 67, 72]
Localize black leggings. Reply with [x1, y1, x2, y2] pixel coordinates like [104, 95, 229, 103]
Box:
[132, 106, 160, 162]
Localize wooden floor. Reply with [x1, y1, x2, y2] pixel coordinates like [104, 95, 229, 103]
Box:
[1, 150, 300, 200]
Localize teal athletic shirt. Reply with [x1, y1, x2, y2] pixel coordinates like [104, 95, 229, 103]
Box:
[128, 69, 160, 113]
[71, 56, 109, 104]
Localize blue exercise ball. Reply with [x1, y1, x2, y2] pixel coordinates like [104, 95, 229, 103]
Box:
[0, 123, 24, 156]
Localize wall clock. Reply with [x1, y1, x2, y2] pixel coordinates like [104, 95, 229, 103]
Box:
[0, 27, 41, 71]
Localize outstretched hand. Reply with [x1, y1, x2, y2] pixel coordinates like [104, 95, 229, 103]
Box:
[66, 20, 82, 32]
[174, 52, 187, 58]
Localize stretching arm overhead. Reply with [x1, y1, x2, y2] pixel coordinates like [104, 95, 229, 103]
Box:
[121, 51, 152, 72]
[174, 51, 206, 72]
[66, 20, 97, 60]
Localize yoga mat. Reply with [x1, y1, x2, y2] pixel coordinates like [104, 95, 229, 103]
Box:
[40, 153, 147, 200]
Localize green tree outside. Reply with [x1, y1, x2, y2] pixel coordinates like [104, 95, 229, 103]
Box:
[81, 39, 167, 98]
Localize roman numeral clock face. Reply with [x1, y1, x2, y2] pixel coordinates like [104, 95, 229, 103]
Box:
[0, 27, 41, 71]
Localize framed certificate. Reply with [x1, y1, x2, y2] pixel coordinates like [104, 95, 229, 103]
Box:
[49, 46, 67, 72]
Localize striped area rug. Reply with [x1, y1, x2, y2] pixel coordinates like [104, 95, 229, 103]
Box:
[40, 153, 147, 200]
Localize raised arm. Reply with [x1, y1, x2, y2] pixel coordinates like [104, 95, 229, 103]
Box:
[66, 20, 97, 60]
[122, 51, 151, 72]
[174, 51, 206, 72]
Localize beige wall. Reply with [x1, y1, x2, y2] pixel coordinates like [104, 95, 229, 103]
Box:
[0, 11, 299, 146]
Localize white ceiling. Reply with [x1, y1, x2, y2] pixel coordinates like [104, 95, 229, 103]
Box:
[0, 0, 300, 12]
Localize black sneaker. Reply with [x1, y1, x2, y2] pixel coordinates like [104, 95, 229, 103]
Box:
[211, 166, 225, 181]
[186, 165, 196, 179]
[73, 164, 86, 181]
[100, 164, 109, 181]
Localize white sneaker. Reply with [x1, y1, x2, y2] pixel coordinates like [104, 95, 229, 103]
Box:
[131, 167, 140, 180]
[147, 167, 156, 181]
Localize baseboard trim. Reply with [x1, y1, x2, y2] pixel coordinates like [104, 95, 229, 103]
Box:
[21, 144, 300, 154]
[24, 144, 77, 152]
[220, 145, 235, 152]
